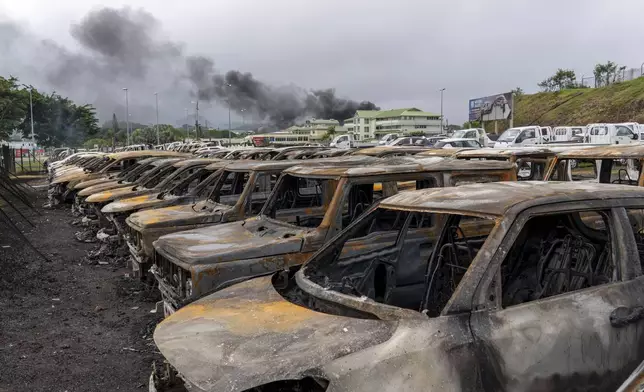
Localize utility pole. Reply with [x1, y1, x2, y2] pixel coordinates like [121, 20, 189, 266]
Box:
[439, 88, 446, 134]
[123, 88, 129, 146]
[154, 92, 160, 145]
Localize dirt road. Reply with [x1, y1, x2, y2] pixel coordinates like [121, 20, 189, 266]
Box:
[0, 179, 163, 392]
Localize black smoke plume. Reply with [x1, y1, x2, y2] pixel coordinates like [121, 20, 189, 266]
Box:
[0, 7, 378, 127]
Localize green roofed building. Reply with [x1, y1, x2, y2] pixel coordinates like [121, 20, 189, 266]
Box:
[342, 108, 442, 140]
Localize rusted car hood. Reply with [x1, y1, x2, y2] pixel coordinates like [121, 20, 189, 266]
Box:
[128, 201, 225, 230]
[154, 218, 306, 265]
[86, 186, 154, 204]
[154, 276, 394, 392]
[77, 181, 132, 197]
[101, 192, 181, 214]
[51, 170, 98, 185]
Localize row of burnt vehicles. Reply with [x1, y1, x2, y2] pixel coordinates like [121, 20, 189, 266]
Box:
[47, 144, 644, 392]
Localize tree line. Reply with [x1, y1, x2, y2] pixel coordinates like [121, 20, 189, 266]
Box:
[1, 76, 100, 147]
[1, 75, 241, 148]
[537, 61, 628, 92]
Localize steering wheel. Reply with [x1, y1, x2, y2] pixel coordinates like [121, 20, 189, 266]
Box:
[277, 189, 296, 209]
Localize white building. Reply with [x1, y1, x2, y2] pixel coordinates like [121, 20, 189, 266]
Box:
[285, 118, 340, 142]
[343, 108, 442, 140]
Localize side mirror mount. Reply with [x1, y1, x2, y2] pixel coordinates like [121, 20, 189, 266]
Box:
[632, 133, 639, 140]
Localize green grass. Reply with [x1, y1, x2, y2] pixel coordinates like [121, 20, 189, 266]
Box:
[484, 77, 644, 132]
[14, 159, 45, 174]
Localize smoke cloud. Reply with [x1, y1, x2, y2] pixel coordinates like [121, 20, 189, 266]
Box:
[0, 7, 378, 128]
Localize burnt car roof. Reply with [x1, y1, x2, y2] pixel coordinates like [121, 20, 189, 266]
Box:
[222, 156, 376, 172]
[381, 181, 644, 217]
[554, 144, 644, 159]
[106, 150, 189, 160]
[415, 148, 471, 157]
[204, 160, 233, 170]
[455, 147, 556, 159]
[352, 146, 430, 157]
[149, 158, 185, 166]
[285, 157, 514, 178]
[171, 158, 221, 168]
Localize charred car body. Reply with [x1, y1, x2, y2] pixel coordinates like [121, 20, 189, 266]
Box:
[155, 181, 644, 391]
[98, 159, 221, 237]
[128, 158, 374, 283]
[48, 151, 186, 205]
[151, 158, 516, 315]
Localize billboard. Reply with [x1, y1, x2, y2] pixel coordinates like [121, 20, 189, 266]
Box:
[468, 92, 513, 122]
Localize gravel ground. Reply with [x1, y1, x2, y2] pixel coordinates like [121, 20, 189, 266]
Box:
[0, 178, 164, 392]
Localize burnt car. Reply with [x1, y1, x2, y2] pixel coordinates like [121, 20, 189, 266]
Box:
[98, 159, 221, 237]
[455, 147, 556, 180]
[128, 160, 306, 279]
[151, 158, 516, 315]
[73, 157, 172, 214]
[545, 144, 644, 185]
[83, 158, 186, 221]
[155, 181, 644, 392]
[130, 157, 375, 283]
[48, 151, 187, 205]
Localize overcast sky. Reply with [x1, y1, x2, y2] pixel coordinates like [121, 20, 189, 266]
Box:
[2, 0, 644, 128]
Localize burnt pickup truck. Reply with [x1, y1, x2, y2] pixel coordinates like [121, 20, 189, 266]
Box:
[154, 181, 644, 392]
[152, 158, 516, 315]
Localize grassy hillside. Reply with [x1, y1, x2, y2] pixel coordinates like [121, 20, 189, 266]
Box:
[483, 77, 644, 132]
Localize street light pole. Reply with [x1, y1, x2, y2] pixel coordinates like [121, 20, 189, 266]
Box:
[439, 88, 445, 134]
[195, 100, 200, 140]
[185, 108, 189, 140]
[154, 92, 159, 145]
[123, 88, 129, 146]
[28, 88, 35, 144]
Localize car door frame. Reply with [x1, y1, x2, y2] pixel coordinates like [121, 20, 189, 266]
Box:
[444, 199, 644, 391]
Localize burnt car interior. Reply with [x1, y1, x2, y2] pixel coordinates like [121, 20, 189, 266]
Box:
[208, 171, 250, 207]
[162, 167, 214, 198]
[499, 210, 614, 307]
[303, 206, 619, 319]
[268, 175, 331, 227]
[304, 207, 495, 314]
[246, 173, 279, 215]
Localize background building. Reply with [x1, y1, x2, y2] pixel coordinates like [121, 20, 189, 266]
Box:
[284, 118, 340, 142]
[343, 108, 441, 140]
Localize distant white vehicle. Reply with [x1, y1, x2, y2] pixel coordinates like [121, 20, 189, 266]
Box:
[388, 136, 428, 146]
[329, 133, 376, 149]
[433, 138, 482, 149]
[451, 128, 494, 147]
[585, 123, 639, 144]
[552, 126, 586, 142]
[494, 126, 545, 148]
[378, 133, 399, 145]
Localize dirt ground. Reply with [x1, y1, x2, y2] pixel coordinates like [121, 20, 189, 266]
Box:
[0, 178, 164, 392]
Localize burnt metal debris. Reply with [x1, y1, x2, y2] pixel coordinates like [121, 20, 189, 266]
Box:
[42, 144, 644, 391]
